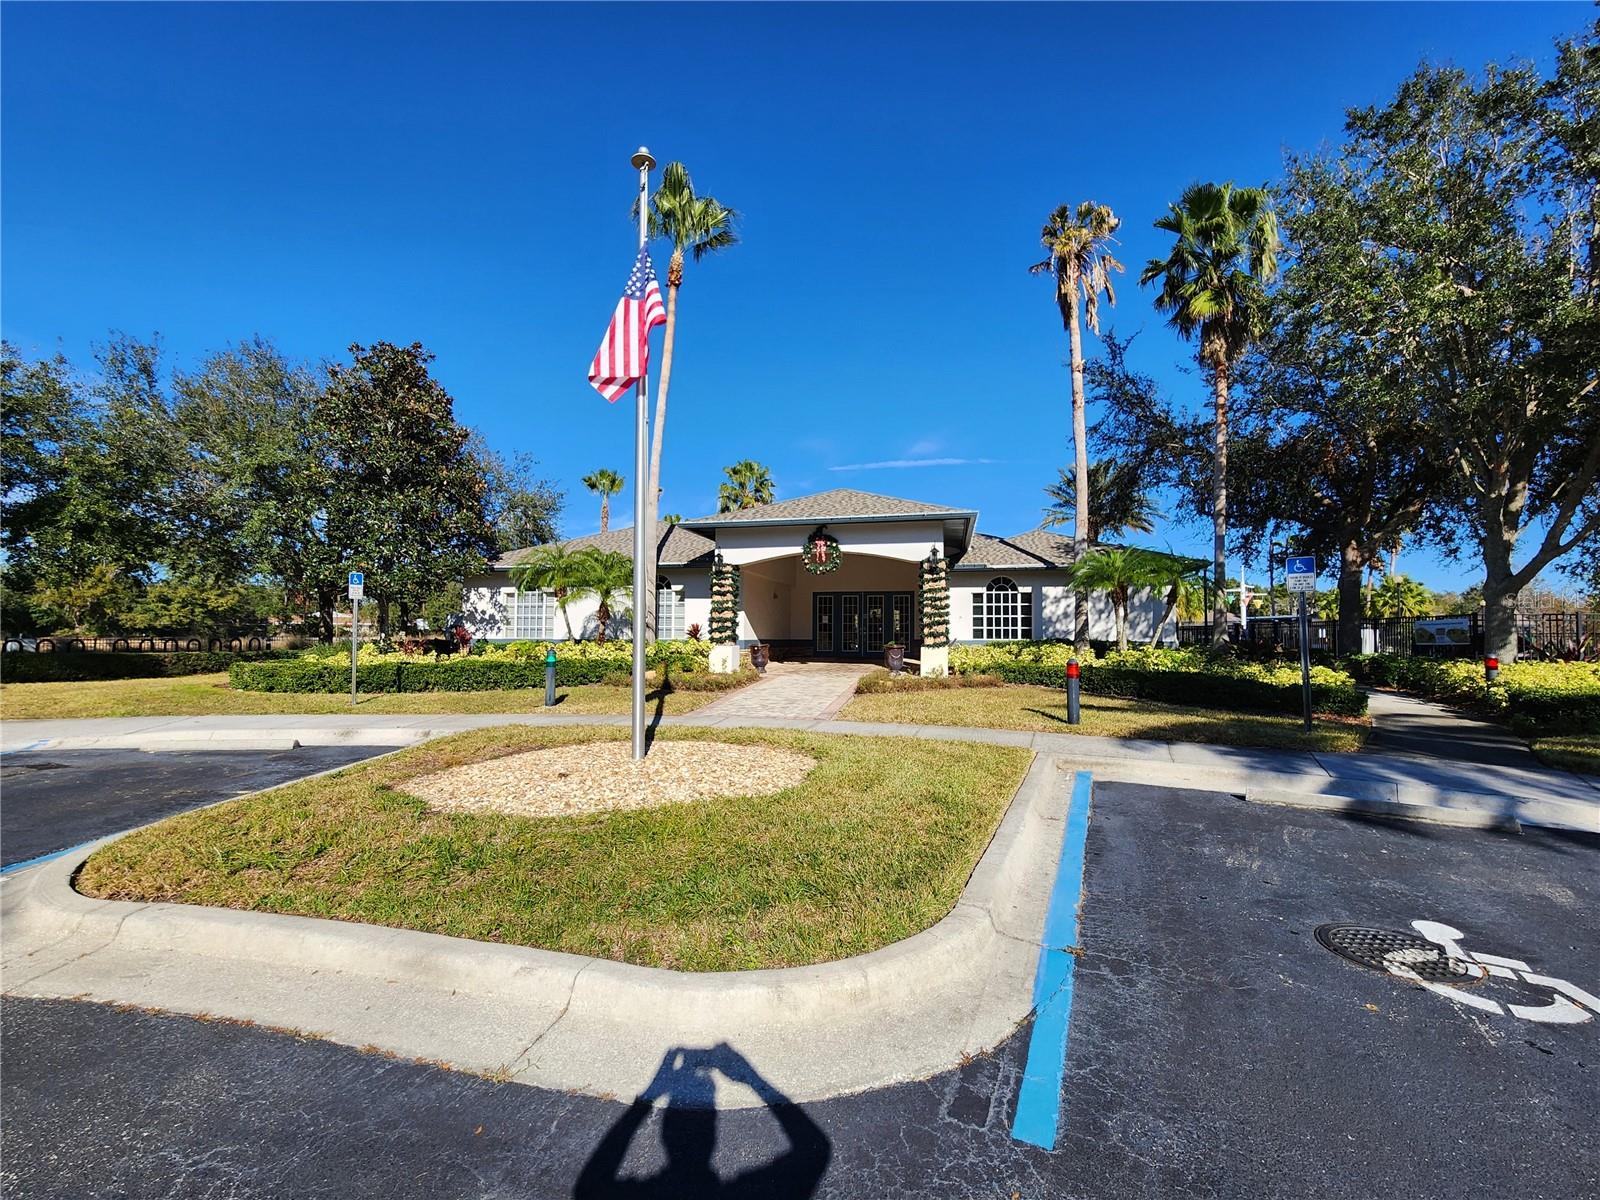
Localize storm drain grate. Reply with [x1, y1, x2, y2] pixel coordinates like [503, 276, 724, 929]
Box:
[1314, 924, 1480, 986]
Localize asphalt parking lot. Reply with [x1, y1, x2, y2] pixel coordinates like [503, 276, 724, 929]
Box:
[3, 776, 1595, 1198]
[0, 745, 391, 867]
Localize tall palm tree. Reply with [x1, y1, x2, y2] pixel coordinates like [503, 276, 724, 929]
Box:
[1032, 202, 1123, 653]
[717, 460, 775, 513]
[1043, 459, 1158, 541]
[581, 469, 624, 533]
[638, 162, 738, 641]
[1140, 182, 1279, 647]
[568, 549, 634, 644]
[510, 543, 583, 641]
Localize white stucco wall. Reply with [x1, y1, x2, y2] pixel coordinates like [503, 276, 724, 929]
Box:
[463, 570, 711, 642]
[713, 520, 947, 568]
[950, 570, 1174, 645]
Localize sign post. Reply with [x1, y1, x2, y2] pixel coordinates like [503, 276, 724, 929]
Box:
[348, 571, 364, 706]
[1285, 556, 1316, 731]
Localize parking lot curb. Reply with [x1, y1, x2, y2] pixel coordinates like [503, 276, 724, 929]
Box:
[1, 749, 1072, 1107]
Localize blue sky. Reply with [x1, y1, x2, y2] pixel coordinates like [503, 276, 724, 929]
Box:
[2, 2, 1587, 592]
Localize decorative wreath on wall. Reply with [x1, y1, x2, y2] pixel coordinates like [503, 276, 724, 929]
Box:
[800, 526, 843, 575]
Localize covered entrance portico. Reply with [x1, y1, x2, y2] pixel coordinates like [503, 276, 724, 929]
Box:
[679, 489, 975, 665]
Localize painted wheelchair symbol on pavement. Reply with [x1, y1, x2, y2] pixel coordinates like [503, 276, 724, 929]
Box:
[1386, 920, 1600, 1025]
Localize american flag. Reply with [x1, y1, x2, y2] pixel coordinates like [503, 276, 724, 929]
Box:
[587, 246, 666, 401]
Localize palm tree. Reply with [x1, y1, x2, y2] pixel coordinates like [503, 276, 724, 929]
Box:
[663, 513, 682, 525]
[1032, 202, 1123, 653]
[717, 460, 775, 513]
[509, 543, 583, 641]
[638, 162, 738, 642]
[1063, 547, 1169, 653]
[1140, 182, 1279, 647]
[582, 469, 624, 533]
[1140, 552, 1210, 647]
[567, 549, 634, 644]
[1370, 574, 1431, 618]
[1043, 459, 1158, 541]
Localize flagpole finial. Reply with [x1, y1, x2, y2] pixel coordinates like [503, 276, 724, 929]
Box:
[631, 146, 656, 171]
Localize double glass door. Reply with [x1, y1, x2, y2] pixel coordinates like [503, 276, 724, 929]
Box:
[813, 592, 913, 656]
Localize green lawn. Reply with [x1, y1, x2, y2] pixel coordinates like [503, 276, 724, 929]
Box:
[840, 684, 1369, 753]
[0, 672, 723, 720]
[1530, 734, 1600, 776]
[75, 725, 1034, 972]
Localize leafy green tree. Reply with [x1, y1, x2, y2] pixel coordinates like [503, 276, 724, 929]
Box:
[0, 343, 84, 563]
[319, 342, 497, 636]
[638, 162, 738, 643]
[1032, 202, 1123, 651]
[568, 549, 634, 643]
[718, 460, 775, 512]
[1294, 27, 1600, 660]
[477, 445, 563, 555]
[1043, 458, 1158, 541]
[511, 542, 587, 641]
[582, 469, 625, 533]
[1141, 183, 1280, 646]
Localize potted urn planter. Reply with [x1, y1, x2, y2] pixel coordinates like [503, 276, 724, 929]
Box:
[884, 642, 905, 674]
[749, 643, 770, 674]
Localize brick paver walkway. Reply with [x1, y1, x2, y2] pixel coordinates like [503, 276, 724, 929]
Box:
[691, 661, 876, 721]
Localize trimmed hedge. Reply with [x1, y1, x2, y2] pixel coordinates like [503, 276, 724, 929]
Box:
[3, 649, 295, 684]
[230, 656, 746, 694]
[1344, 654, 1600, 735]
[949, 642, 1367, 717]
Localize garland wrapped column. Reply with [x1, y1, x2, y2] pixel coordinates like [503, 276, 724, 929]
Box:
[708, 553, 742, 672]
[918, 548, 951, 677]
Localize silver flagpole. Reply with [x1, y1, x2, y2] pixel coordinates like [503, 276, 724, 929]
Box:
[630, 146, 655, 760]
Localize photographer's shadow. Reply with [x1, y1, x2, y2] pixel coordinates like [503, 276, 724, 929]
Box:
[573, 1044, 830, 1200]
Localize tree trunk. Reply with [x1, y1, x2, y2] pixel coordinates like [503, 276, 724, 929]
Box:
[1114, 592, 1129, 652]
[1210, 356, 1230, 647]
[599, 494, 609, 533]
[317, 587, 336, 644]
[595, 601, 610, 644]
[644, 266, 682, 648]
[376, 596, 391, 638]
[1482, 551, 1520, 663]
[557, 589, 574, 641]
[1150, 580, 1180, 648]
[1066, 267, 1091, 653]
[1337, 540, 1364, 656]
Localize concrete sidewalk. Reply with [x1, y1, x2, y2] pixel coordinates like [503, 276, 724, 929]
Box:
[4, 711, 1596, 831]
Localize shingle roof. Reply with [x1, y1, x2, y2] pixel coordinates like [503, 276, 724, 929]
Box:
[955, 529, 1082, 570]
[682, 488, 974, 527]
[494, 522, 716, 570]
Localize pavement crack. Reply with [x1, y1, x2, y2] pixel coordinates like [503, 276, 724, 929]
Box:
[505, 959, 592, 1074]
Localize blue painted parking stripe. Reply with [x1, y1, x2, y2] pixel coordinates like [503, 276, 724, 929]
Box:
[1011, 769, 1093, 1151]
[0, 841, 91, 877]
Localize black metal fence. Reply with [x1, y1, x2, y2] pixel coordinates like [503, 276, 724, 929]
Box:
[1, 634, 277, 654]
[1177, 611, 1599, 659]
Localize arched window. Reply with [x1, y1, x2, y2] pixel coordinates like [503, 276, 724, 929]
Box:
[657, 575, 685, 640]
[973, 576, 1033, 641]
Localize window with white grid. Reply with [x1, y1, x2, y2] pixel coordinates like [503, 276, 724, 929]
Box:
[513, 589, 556, 640]
[656, 576, 685, 640]
[972, 576, 1032, 640]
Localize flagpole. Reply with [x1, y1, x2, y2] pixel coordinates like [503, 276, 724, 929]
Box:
[630, 146, 655, 761]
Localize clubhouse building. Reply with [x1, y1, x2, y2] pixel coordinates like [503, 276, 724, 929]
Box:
[463, 488, 1170, 659]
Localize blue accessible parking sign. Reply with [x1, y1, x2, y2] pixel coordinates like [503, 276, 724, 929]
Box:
[1285, 556, 1316, 593]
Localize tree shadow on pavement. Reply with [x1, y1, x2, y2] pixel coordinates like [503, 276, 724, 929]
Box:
[572, 1043, 830, 1200]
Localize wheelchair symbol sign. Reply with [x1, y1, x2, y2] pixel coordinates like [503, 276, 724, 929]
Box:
[1387, 920, 1600, 1025]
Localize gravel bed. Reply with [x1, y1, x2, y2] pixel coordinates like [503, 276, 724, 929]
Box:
[405, 740, 817, 818]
